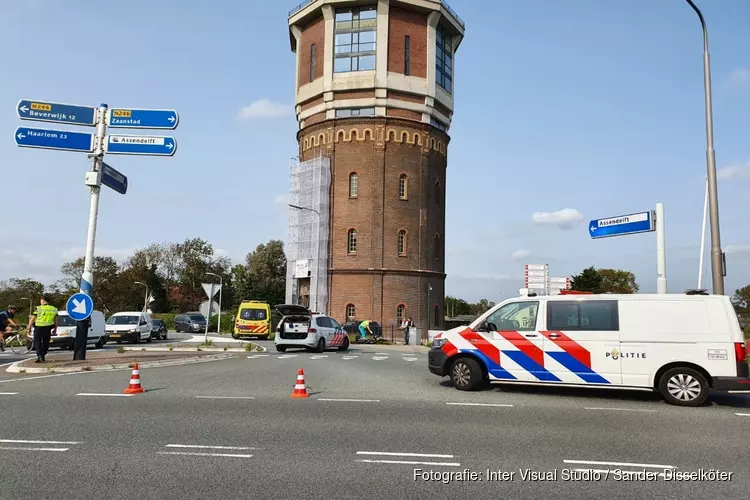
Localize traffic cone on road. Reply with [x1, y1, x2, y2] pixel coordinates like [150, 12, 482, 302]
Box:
[290, 368, 309, 398]
[123, 363, 145, 394]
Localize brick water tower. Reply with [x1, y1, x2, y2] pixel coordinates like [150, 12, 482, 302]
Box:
[286, 0, 464, 339]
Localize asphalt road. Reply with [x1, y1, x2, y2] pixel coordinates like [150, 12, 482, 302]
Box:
[1, 345, 748, 499]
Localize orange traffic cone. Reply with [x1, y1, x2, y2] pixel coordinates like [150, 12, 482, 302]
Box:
[123, 363, 145, 394]
[291, 368, 309, 398]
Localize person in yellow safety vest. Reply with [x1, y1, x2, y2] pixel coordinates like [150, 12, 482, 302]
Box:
[27, 294, 57, 363]
[358, 320, 372, 340]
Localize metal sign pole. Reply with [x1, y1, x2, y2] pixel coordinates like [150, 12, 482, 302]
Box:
[204, 282, 214, 344]
[74, 104, 108, 361]
[655, 203, 667, 294]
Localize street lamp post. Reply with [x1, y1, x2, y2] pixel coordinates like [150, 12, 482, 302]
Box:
[684, 0, 724, 295]
[20, 297, 33, 319]
[427, 283, 432, 345]
[134, 282, 148, 313]
[206, 272, 223, 334]
[289, 204, 321, 313]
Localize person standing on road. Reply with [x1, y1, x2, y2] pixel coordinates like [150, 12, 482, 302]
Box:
[27, 295, 57, 363]
[0, 305, 20, 352]
[399, 316, 413, 345]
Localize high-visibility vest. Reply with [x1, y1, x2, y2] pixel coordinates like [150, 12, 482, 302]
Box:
[34, 305, 58, 327]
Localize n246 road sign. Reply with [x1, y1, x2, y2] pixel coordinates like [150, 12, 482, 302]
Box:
[106, 108, 178, 129]
[104, 134, 176, 156]
[101, 162, 128, 195]
[589, 211, 655, 239]
[17, 99, 97, 127]
[14, 127, 94, 153]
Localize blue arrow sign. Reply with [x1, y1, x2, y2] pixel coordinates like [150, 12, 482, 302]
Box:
[589, 211, 655, 239]
[17, 99, 97, 127]
[106, 108, 179, 129]
[14, 127, 95, 153]
[101, 162, 128, 195]
[104, 134, 176, 156]
[66, 292, 94, 321]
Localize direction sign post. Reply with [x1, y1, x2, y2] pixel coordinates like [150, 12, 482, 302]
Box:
[203, 282, 214, 344]
[14, 127, 94, 152]
[17, 99, 97, 127]
[101, 162, 128, 195]
[105, 134, 176, 156]
[66, 292, 94, 360]
[106, 108, 178, 129]
[588, 204, 666, 294]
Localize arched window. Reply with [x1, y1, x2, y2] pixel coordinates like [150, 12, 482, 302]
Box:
[434, 180, 441, 206]
[399, 174, 408, 200]
[434, 234, 441, 260]
[349, 173, 359, 198]
[347, 229, 357, 254]
[434, 304, 440, 327]
[346, 303, 356, 321]
[396, 304, 406, 324]
[397, 230, 407, 255]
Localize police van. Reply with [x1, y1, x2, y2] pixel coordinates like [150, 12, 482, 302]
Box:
[428, 289, 749, 406]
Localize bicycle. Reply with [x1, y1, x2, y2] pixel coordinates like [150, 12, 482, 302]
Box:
[1, 326, 33, 354]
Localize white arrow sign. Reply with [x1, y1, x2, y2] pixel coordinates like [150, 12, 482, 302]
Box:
[19, 105, 29, 113]
[17, 132, 25, 140]
[202, 283, 221, 299]
[168, 116, 175, 122]
[72, 298, 87, 315]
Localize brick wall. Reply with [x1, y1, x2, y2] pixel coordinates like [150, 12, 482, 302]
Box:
[334, 90, 376, 100]
[298, 16, 325, 89]
[387, 7, 428, 78]
[304, 112, 327, 126]
[300, 95, 325, 112]
[386, 108, 422, 121]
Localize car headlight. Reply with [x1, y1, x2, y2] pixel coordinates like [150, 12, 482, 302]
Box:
[432, 338, 447, 349]
[129, 329, 138, 333]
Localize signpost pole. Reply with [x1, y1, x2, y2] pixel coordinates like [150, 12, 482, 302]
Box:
[655, 203, 667, 294]
[74, 104, 108, 361]
[204, 282, 214, 344]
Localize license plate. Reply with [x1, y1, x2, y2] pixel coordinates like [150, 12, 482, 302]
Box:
[110, 334, 120, 338]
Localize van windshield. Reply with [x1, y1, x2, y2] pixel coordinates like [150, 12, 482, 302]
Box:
[107, 316, 139, 325]
[57, 315, 77, 327]
[240, 309, 267, 321]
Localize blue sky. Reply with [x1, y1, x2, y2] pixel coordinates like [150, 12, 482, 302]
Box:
[1, 0, 748, 302]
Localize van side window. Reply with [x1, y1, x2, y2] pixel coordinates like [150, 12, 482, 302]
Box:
[316, 317, 331, 328]
[547, 300, 619, 331]
[484, 301, 539, 332]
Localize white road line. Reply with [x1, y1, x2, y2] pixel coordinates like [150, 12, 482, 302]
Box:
[372, 356, 388, 361]
[194, 396, 255, 400]
[374, 352, 388, 355]
[403, 357, 418, 362]
[318, 398, 380, 403]
[0, 446, 69, 452]
[341, 356, 358, 360]
[358, 459, 461, 467]
[357, 451, 454, 458]
[76, 393, 134, 397]
[157, 451, 253, 458]
[736, 413, 750, 417]
[0, 372, 89, 384]
[0, 439, 80, 445]
[165, 444, 256, 450]
[584, 407, 657, 413]
[277, 355, 298, 359]
[564, 460, 675, 469]
[573, 468, 666, 478]
[0, 392, 19, 395]
[309, 355, 328, 359]
[446, 402, 513, 407]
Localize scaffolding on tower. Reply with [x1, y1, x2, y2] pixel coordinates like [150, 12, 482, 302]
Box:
[285, 152, 331, 313]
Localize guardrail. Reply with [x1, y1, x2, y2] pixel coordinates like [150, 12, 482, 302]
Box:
[289, 0, 314, 17]
[440, 0, 465, 29]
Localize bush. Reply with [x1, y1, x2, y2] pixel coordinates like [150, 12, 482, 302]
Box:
[209, 313, 234, 334]
[151, 313, 176, 330]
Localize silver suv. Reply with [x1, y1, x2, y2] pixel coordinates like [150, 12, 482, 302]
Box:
[274, 304, 350, 353]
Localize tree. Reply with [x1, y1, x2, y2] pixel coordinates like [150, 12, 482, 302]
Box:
[444, 296, 473, 317]
[598, 268, 639, 294]
[733, 285, 750, 314]
[473, 299, 496, 315]
[0, 278, 45, 316]
[570, 266, 604, 293]
[245, 240, 286, 307]
[58, 256, 120, 313]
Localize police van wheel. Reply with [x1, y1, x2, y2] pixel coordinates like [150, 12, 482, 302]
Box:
[658, 367, 709, 407]
[450, 357, 483, 391]
[276, 345, 286, 352]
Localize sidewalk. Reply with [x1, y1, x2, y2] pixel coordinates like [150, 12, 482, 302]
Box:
[6, 350, 235, 374]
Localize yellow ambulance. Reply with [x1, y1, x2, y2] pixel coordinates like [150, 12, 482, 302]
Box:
[233, 300, 272, 340]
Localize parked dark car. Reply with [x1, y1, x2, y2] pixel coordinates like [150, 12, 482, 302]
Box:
[151, 319, 168, 340]
[342, 320, 381, 339]
[174, 313, 209, 333]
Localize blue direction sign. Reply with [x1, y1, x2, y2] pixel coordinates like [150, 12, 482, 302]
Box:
[17, 99, 96, 127]
[106, 108, 179, 130]
[589, 211, 655, 239]
[101, 162, 128, 195]
[66, 292, 94, 321]
[104, 134, 176, 156]
[14, 127, 94, 153]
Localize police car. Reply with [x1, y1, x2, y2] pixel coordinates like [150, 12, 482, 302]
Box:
[274, 304, 349, 353]
[428, 289, 749, 406]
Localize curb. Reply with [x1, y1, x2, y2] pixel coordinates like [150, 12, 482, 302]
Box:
[117, 344, 268, 354]
[5, 353, 235, 374]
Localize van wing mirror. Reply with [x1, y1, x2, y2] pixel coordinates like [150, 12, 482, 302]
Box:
[477, 321, 489, 332]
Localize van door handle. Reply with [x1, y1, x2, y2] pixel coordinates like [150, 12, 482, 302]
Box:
[548, 333, 560, 339]
[524, 334, 538, 338]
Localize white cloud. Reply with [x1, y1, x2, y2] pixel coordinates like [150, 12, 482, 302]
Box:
[717, 161, 750, 181]
[450, 273, 514, 282]
[726, 68, 750, 89]
[726, 244, 750, 255]
[512, 249, 530, 261]
[531, 208, 584, 230]
[237, 99, 293, 120]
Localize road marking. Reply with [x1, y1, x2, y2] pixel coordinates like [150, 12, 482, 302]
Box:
[584, 407, 657, 413]
[375, 352, 388, 355]
[446, 402, 513, 407]
[157, 451, 253, 458]
[564, 459, 675, 469]
[358, 458, 461, 466]
[573, 468, 666, 478]
[736, 413, 750, 417]
[0, 372, 91, 384]
[403, 357, 418, 362]
[341, 356, 358, 360]
[194, 396, 255, 400]
[165, 444, 256, 450]
[0, 392, 19, 395]
[318, 398, 380, 403]
[372, 356, 388, 361]
[277, 355, 298, 359]
[76, 393, 134, 397]
[357, 451, 455, 458]
[309, 355, 328, 359]
[0, 446, 69, 452]
[0, 439, 81, 445]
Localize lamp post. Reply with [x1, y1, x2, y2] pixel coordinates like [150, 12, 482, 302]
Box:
[206, 272, 223, 334]
[684, 0, 724, 295]
[289, 203, 321, 313]
[134, 282, 148, 312]
[427, 283, 432, 344]
[20, 297, 33, 318]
